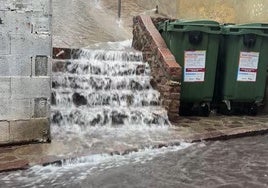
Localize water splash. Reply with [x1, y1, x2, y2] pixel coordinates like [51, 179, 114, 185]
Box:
[1, 143, 192, 187]
[141, 8, 157, 15]
[51, 41, 170, 136]
[92, 0, 101, 9]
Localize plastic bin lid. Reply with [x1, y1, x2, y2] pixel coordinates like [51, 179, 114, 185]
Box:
[225, 23, 268, 29]
[172, 19, 220, 26]
[223, 23, 268, 36]
[165, 19, 221, 34]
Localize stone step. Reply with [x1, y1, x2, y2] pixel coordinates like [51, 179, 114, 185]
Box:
[52, 74, 152, 90]
[76, 49, 143, 61]
[51, 106, 169, 126]
[53, 48, 143, 61]
[51, 89, 160, 107]
[52, 60, 149, 75]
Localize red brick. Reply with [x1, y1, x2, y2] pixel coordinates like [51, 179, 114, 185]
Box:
[0, 159, 29, 172]
[168, 67, 182, 78]
[140, 15, 167, 48]
[140, 15, 154, 28]
[157, 48, 176, 61]
[170, 93, 181, 100]
[169, 100, 180, 113]
[168, 113, 181, 123]
[164, 59, 180, 68]
[151, 35, 167, 48]
[0, 156, 17, 161]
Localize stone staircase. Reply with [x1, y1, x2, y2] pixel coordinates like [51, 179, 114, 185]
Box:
[51, 49, 170, 127]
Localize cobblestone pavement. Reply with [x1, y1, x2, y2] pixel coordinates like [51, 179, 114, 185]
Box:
[1, 115, 268, 172]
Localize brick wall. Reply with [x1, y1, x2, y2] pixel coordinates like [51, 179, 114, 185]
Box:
[132, 15, 181, 122]
[0, 0, 52, 145]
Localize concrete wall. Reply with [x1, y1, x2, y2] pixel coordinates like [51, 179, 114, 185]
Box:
[0, 0, 52, 145]
[136, 0, 268, 23]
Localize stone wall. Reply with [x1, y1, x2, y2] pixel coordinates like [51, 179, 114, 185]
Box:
[132, 15, 181, 122]
[136, 0, 268, 24]
[177, 0, 268, 24]
[135, 0, 177, 18]
[0, 0, 52, 145]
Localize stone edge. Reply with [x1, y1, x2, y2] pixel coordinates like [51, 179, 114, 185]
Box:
[0, 118, 51, 146]
[133, 15, 181, 79]
[52, 47, 80, 60]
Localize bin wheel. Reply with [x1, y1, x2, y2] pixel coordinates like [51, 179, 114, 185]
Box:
[200, 104, 210, 117]
[180, 103, 193, 116]
[248, 104, 258, 116]
[220, 102, 232, 115]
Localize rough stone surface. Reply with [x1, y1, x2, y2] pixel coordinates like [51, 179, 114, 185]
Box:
[135, 0, 178, 18]
[0, 121, 9, 143]
[34, 98, 48, 118]
[0, 118, 50, 146]
[11, 77, 51, 99]
[0, 99, 32, 120]
[0, 55, 32, 76]
[35, 56, 48, 76]
[0, 77, 11, 98]
[0, 0, 52, 145]
[132, 15, 181, 122]
[9, 118, 50, 143]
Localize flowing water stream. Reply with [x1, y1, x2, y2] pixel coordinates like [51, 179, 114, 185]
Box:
[49, 41, 184, 152]
[0, 42, 196, 188]
[0, 0, 267, 187]
[51, 47, 169, 128]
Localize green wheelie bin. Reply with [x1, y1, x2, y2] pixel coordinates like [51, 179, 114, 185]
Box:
[158, 20, 222, 116]
[217, 23, 268, 115]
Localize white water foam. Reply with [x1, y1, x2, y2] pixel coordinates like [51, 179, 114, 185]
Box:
[51, 40, 171, 138]
[1, 143, 192, 187]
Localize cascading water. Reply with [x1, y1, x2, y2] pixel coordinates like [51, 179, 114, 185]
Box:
[51, 43, 170, 131]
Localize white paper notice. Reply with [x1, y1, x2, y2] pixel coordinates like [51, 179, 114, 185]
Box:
[237, 52, 259, 82]
[184, 51, 206, 82]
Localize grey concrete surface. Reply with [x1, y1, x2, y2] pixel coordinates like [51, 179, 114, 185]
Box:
[0, 0, 52, 145]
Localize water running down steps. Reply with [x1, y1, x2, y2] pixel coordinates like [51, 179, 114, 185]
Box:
[51, 47, 170, 128]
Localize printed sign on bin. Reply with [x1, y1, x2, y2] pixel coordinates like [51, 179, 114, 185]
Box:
[237, 52, 259, 82]
[184, 51, 206, 82]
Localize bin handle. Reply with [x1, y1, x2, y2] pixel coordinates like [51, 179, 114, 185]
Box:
[210, 26, 221, 31]
[243, 34, 256, 48]
[224, 28, 268, 36]
[261, 24, 268, 27]
[174, 25, 184, 29]
[188, 31, 203, 45]
[168, 25, 222, 34]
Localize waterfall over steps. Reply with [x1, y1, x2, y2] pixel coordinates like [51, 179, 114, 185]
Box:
[51, 48, 170, 128]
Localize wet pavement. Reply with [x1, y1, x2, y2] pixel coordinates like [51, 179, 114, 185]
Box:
[0, 134, 267, 188]
[1, 114, 268, 172]
[1, 0, 268, 187]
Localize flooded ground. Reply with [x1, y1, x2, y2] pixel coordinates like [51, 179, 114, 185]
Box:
[51, 0, 268, 186]
[79, 135, 268, 188]
[0, 0, 267, 187]
[1, 135, 267, 188]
